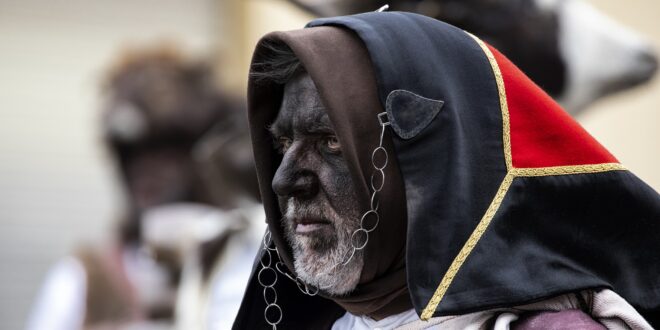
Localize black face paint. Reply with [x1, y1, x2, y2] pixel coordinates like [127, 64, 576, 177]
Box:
[269, 73, 364, 295]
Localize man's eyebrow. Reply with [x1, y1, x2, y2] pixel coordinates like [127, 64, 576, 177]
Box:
[303, 111, 335, 135]
[304, 123, 334, 135]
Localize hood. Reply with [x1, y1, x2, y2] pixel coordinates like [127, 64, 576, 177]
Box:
[235, 11, 660, 329]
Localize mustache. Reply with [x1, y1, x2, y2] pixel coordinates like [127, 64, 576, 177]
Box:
[284, 198, 328, 222]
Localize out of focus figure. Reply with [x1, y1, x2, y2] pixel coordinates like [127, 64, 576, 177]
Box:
[288, 0, 658, 114]
[27, 46, 263, 330]
[172, 117, 264, 330]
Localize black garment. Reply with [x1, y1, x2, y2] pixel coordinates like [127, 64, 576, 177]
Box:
[234, 12, 660, 329]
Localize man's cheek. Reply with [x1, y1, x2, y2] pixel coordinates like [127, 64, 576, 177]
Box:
[277, 196, 288, 211]
[277, 197, 294, 229]
[330, 171, 357, 203]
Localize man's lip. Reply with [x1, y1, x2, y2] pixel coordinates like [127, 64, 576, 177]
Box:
[295, 217, 329, 225]
[294, 218, 331, 234]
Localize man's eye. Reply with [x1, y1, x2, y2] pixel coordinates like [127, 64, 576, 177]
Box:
[324, 136, 341, 153]
[278, 137, 293, 153]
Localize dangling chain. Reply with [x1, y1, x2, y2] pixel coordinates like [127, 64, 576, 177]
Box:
[260, 231, 319, 329]
[258, 231, 282, 329]
[259, 112, 391, 329]
[336, 112, 390, 267]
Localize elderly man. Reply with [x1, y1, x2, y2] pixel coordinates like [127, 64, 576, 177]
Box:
[233, 11, 660, 329]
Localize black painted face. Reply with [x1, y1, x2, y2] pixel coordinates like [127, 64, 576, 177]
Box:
[269, 73, 363, 294]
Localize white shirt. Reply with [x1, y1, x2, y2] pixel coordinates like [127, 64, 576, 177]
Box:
[332, 309, 420, 330]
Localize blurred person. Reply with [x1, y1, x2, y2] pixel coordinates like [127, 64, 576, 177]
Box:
[171, 103, 266, 330]
[233, 11, 660, 329]
[288, 0, 658, 115]
[27, 46, 261, 330]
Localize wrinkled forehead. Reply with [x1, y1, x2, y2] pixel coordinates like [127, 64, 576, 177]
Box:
[282, 73, 324, 108]
[274, 73, 332, 134]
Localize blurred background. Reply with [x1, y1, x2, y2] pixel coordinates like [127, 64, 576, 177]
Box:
[0, 0, 658, 329]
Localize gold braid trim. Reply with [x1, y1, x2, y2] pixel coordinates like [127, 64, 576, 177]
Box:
[420, 33, 628, 321]
[469, 33, 513, 171]
[419, 162, 626, 320]
[511, 163, 626, 177]
[420, 173, 515, 320]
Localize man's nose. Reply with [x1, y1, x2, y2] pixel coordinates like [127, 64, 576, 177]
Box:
[272, 151, 319, 200]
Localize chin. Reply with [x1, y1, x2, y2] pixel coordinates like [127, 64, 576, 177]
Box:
[292, 245, 364, 296]
[283, 198, 363, 295]
[296, 227, 337, 251]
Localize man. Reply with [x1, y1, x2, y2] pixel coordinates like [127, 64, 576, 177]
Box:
[234, 12, 660, 329]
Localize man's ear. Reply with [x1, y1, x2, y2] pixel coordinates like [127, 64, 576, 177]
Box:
[385, 89, 444, 140]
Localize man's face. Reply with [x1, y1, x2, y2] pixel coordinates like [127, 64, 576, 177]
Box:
[270, 73, 363, 295]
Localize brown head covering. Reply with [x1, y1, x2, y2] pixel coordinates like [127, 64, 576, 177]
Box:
[248, 26, 410, 319]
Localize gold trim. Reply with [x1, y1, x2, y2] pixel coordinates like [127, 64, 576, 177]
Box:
[420, 33, 628, 320]
[420, 173, 515, 320]
[511, 163, 626, 177]
[469, 33, 512, 171]
[419, 163, 626, 320]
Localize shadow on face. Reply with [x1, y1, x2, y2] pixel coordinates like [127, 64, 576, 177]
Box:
[269, 72, 364, 295]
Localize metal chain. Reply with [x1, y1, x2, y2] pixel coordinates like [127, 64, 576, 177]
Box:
[259, 231, 282, 329]
[258, 112, 391, 328]
[336, 112, 390, 267]
[259, 230, 320, 329]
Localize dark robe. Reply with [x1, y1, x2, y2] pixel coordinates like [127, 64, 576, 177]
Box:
[234, 11, 660, 329]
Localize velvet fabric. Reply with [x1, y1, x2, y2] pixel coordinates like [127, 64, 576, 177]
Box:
[235, 11, 660, 329]
[307, 12, 660, 325]
[488, 46, 618, 168]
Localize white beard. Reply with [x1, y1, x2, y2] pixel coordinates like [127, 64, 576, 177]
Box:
[284, 198, 364, 296]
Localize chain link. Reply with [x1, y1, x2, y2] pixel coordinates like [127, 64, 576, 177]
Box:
[337, 112, 390, 266]
[259, 232, 282, 329]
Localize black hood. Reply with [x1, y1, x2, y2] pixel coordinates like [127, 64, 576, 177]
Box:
[234, 11, 660, 329]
